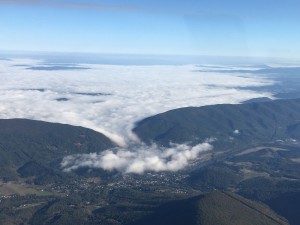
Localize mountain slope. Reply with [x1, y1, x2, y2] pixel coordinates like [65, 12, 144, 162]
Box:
[133, 98, 300, 148]
[0, 119, 114, 179]
[128, 192, 289, 225]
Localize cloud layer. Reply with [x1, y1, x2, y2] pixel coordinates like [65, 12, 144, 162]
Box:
[61, 142, 212, 174]
[0, 59, 273, 146]
[0, 59, 276, 173]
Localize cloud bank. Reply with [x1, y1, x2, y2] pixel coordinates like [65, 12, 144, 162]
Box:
[0, 59, 274, 146]
[61, 142, 212, 174]
[0, 58, 276, 173]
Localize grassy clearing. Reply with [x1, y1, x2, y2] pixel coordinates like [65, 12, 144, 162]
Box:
[236, 146, 287, 156]
[0, 181, 51, 196]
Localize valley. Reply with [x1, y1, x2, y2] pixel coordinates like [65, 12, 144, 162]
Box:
[1, 98, 300, 224]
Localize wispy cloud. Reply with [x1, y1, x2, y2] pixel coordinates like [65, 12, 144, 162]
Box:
[0, 0, 142, 12]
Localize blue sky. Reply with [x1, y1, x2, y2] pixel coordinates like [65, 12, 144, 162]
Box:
[1, 0, 300, 59]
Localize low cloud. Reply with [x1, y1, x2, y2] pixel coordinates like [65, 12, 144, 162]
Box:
[0, 59, 274, 146]
[61, 142, 212, 174]
[0, 58, 276, 173]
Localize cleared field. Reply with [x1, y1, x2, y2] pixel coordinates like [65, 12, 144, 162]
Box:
[0, 181, 49, 196]
[236, 147, 287, 156]
[290, 158, 300, 163]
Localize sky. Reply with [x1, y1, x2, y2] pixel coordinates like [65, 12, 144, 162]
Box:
[1, 0, 300, 59]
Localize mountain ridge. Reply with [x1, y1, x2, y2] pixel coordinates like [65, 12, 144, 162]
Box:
[133, 98, 300, 148]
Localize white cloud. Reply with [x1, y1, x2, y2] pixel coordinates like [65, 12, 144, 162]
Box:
[0, 59, 274, 147]
[234, 130, 240, 134]
[61, 142, 212, 174]
[0, 59, 276, 173]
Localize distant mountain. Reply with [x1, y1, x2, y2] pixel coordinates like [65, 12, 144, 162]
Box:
[128, 192, 288, 225]
[198, 67, 300, 76]
[242, 97, 273, 104]
[133, 98, 300, 148]
[0, 119, 114, 180]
